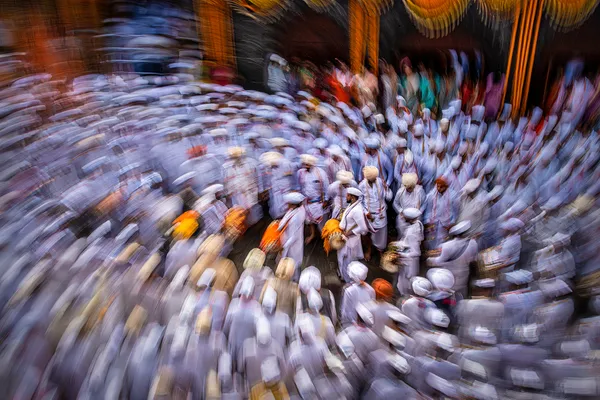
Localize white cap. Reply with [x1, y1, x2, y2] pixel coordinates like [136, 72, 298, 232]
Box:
[197, 268, 216, 288]
[488, 185, 504, 201]
[202, 184, 224, 196]
[435, 332, 456, 352]
[424, 308, 450, 328]
[388, 354, 411, 374]
[307, 288, 323, 311]
[427, 268, 455, 291]
[387, 309, 412, 325]
[300, 154, 318, 166]
[412, 276, 433, 297]
[299, 266, 321, 293]
[463, 178, 481, 194]
[398, 120, 408, 133]
[382, 326, 407, 348]
[336, 170, 353, 185]
[262, 286, 277, 312]
[402, 207, 421, 220]
[500, 218, 524, 232]
[449, 221, 471, 236]
[426, 373, 458, 397]
[413, 124, 424, 137]
[356, 303, 374, 326]
[468, 326, 497, 345]
[346, 187, 362, 198]
[239, 276, 255, 297]
[348, 261, 368, 282]
[283, 192, 305, 204]
[473, 278, 495, 288]
[256, 317, 271, 345]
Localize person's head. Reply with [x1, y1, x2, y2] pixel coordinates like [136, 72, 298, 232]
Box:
[396, 138, 407, 153]
[300, 154, 317, 171]
[239, 276, 255, 300]
[463, 178, 480, 198]
[402, 207, 422, 223]
[449, 220, 471, 238]
[284, 192, 304, 210]
[372, 278, 393, 302]
[402, 173, 418, 192]
[262, 286, 277, 315]
[346, 187, 362, 204]
[363, 166, 379, 184]
[336, 170, 353, 188]
[440, 118, 450, 133]
[435, 177, 448, 194]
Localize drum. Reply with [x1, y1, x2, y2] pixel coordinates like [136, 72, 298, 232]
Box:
[223, 207, 247, 241]
[260, 220, 283, 253]
[321, 218, 346, 254]
[477, 246, 505, 279]
[212, 258, 239, 296]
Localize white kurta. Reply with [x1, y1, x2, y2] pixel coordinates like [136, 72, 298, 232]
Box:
[359, 178, 390, 251]
[338, 200, 371, 282]
[267, 160, 295, 219]
[223, 158, 262, 225]
[297, 167, 329, 226]
[393, 185, 426, 237]
[278, 205, 307, 276]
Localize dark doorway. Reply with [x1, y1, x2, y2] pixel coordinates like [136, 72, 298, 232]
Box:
[272, 8, 348, 64]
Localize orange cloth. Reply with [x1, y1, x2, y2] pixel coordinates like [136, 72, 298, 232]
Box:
[260, 220, 283, 252]
[173, 210, 200, 225]
[223, 207, 247, 238]
[321, 218, 342, 255]
[372, 278, 393, 300]
[187, 145, 207, 158]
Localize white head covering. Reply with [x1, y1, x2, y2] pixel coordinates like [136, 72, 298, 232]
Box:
[307, 288, 323, 311]
[300, 154, 318, 166]
[449, 221, 471, 236]
[398, 120, 408, 133]
[389, 354, 411, 374]
[451, 156, 462, 170]
[471, 105, 485, 122]
[439, 118, 450, 131]
[262, 286, 277, 313]
[425, 308, 450, 328]
[356, 303, 374, 325]
[469, 326, 497, 345]
[239, 276, 255, 297]
[402, 173, 418, 188]
[346, 187, 362, 198]
[299, 266, 321, 293]
[284, 192, 305, 204]
[463, 178, 481, 194]
[256, 317, 271, 345]
[402, 208, 421, 220]
[414, 124, 424, 137]
[427, 268, 455, 291]
[363, 166, 379, 181]
[197, 268, 216, 288]
[411, 276, 432, 297]
[336, 170, 353, 185]
[348, 261, 368, 283]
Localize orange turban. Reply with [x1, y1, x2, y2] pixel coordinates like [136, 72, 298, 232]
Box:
[373, 278, 393, 300]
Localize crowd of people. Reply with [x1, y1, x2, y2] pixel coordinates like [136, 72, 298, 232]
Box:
[0, 62, 599, 400]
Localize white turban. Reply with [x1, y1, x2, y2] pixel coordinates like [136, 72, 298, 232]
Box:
[411, 276, 432, 297]
[307, 288, 323, 311]
[300, 154, 318, 166]
[299, 266, 321, 293]
[402, 173, 418, 188]
[426, 268, 455, 291]
[398, 120, 408, 133]
[262, 286, 277, 312]
[336, 170, 353, 185]
[348, 261, 368, 283]
[363, 166, 379, 181]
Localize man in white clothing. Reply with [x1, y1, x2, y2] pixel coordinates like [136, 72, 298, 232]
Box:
[327, 170, 356, 220]
[297, 154, 329, 244]
[223, 146, 262, 226]
[359, 166, 391, 260]
[278, 192, 307, 274]
[393, 172, 425, 238]
[338, 187, 371, 283]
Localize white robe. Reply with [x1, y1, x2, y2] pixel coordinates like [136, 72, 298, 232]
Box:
[359, 178, 390, 251]
[278, 205, 307, 275]
[338, 200, 371, 282]
[297, 167, 329, 226]
[267, 160, 295, 219]
[223, 158, 261, 225]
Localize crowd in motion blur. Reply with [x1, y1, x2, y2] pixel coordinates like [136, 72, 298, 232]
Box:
[1, 53, 600, 400]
